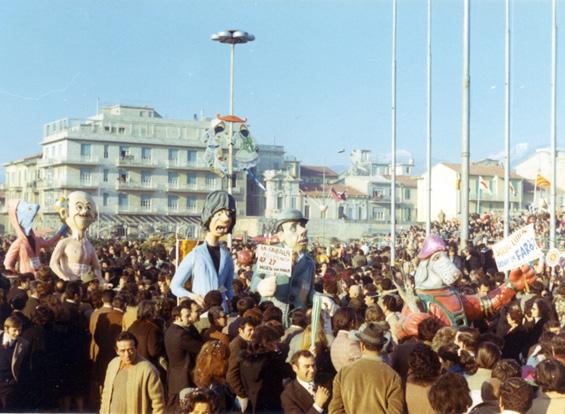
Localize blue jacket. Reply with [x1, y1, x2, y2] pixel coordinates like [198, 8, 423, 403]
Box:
[171, 243, 234, 308]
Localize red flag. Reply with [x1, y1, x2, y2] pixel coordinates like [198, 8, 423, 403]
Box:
[330, 187, 341, 201]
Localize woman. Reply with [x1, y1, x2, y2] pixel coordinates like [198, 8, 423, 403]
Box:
[405, 343, 441, 414]
[465, 342, 501, 408]
[329, 307, 362, 371]
[127, 300, 165, 372]
[501, 303, 527, 363]
[179, 388, 217, 414]
[529, 359, 565, 414]
[202, 306, 230, 347]
[523, 298, 554, 353]
[428, 372, 473, 414]
[239, 325, 292, 413]
[193, 340, 234, 413]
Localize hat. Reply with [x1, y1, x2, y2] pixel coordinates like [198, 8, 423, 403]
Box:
[200, 191, 236, 231]
[354, 322, 386, 347]
[418, 235, 446, 260]
[274, 209, 308, 233]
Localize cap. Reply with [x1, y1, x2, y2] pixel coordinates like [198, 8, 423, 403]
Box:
[274, 209, 308, 233]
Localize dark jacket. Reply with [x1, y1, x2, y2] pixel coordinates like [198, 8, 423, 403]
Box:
[240, 350, 293, 413]
[164, 323, 202, 395]
[0, 331, 30, 382]
[128, 319, 164, 369]
[281, 379, 319, 414]
[226, 335, 249, 398]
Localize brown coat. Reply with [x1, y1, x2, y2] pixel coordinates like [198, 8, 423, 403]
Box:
[281, 379, 319, 414]
[329, 356, 404, 414]
[89, 305, 112, 360]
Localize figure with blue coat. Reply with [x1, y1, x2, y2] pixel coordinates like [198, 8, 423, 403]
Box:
[171, 191, 236, 310]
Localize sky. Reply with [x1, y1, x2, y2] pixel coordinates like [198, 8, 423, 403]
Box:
[1, 0, 564, 182]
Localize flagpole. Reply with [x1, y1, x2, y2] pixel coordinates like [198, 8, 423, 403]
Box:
[477, 179, 481, 214]
[426, 0, 433, 236]
[503, 0, 511, 239]
[391, 0, 398, 265]
[549, 0, 557, 248]
[460, 0, 471, 251]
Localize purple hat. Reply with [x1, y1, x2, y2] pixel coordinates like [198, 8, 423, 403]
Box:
[418, 235, 446, 259]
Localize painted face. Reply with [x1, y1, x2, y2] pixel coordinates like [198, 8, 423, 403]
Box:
[16, 201, 40, 236]
[208, 209, 234, 238]
[279, 221, 308, 251]
[65, 191, 96, 232]
[293, 356, 317, 382]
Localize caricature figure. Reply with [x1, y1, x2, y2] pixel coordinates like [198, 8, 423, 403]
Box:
[49, 191, 103, 283]
[170, 190, 236, 309]
[4, 200, 67, 277]
[251, 209, 334, 324]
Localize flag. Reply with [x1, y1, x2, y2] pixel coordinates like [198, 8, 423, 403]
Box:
[456, 175, 461, 190]
[535, 174, 550, 189]
[246, 169, 266, 191]
[330, 187, 348, 201]
[509, 181, 516, 195]
[478, 176, 491, 194]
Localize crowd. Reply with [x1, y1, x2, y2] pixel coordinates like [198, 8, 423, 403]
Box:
[0, 209, 563, 414]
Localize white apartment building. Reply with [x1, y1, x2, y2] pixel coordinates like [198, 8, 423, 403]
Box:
[3, 105, 267, 238]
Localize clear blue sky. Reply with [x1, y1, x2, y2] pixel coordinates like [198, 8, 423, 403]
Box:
[1, 0, 564, 181]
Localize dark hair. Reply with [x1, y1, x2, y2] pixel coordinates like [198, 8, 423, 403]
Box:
[249, 325, 279, 354]
[262, 306, 283, 324]
[408, 343, 441, 384]
[418, 317, 444, 342]
[380, 294, 397, 312]
[499, 378, 533, 413]
[203, 290, 223, 309]
[207, 306, 226, 329]
[506, 303, 523, 326]
[475, 341, 500, 370]
[290, 350, 315, 367]
[289, 310, 308, 328]
[65, 280, 82, 299]
[238, 316, 260, 331]
[112, 295, 126, 311]
[236, 297, 256, 316]
[181, 388, 217, 414]
[137, 300, 156, 320]
[31, 305, 54, 326]
[491, 359, 521, 382]
[364, 305, 385, 323]
[115, 331, 138, 347]
[428, 372, 472, 414]
[456, 327, 480, 354]
[101, 289, 115, 304]
[551, 332, 565, 357]
[535, 359, 565, 393]
[332, 307, 360, 335]
[3, 316, 22, 329]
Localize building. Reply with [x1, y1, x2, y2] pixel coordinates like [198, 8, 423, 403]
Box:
[2, 104, 284, 238]
[416, 162, 526, 222]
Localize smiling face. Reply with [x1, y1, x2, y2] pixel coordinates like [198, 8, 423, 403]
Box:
[207, 209, 234, 238]
[62, 191, 97, 233]
[278, 220, 308, 251]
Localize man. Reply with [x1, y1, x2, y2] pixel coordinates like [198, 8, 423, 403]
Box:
[281, 350, 330, 414]
[252, 209, 332, 324]
[22, 280, 43, 320]
[498, 377, 533, 414]
[0, 316, 30, 411]
[329, 323, 403, 414]
[100, 331, 165, 414]
[89, 289, 115, 362]
[7, 273, 32, 306]
[226, 316, 259, 411]
[164, 300, 203, 410]
[171, 190, 236, 309]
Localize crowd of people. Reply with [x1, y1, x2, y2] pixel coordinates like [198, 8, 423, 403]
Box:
[0, 208, 563, 414]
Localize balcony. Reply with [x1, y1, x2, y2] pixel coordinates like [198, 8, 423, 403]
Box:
[166, 183, 200, 193]
[115, 180, 157, 192]
[165, 159, 209, 171]
[116, 156, 159, 168]
[167, 207, 199, 215]
[37, 156, 101, 167]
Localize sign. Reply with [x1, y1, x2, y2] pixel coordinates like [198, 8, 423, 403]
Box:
[546, 248, 561, 268]
[256, 244, 292, 276]
[492, 224, 543, 272]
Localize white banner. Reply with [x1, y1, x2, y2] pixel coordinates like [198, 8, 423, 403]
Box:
[255, 244, 292, 276]
[492, 224, 543, 272]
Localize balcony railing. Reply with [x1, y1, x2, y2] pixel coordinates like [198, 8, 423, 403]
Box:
[115, 180, 157, 191]
[116, 156, 159, 168]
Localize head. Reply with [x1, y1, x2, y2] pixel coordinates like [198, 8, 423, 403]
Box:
[415, 250, 462, 289]
[207, 306, 227, 329]
[290, 350, 317, 382]
[238, 316, 259, 342]
[428, 372, 473, 414]
[201, 190, 236, 236]
[249, 325, 280, 354]
[475, 341, 501, 370]
[355, 322, 387, 354]
[408, 343, 441, 384]
[15, 200, 40, 236]
[181, 388, 216, 414]
[3, 316, 22, 342]
[178, 298, 201, 324]
[535, 359, 565, 393]
[193, 340, 229, 388]
[58, 191, 97, 233]
[115, 331, 138, 367]
[275, 209, 308, 251]
[499, 378, 533, 413]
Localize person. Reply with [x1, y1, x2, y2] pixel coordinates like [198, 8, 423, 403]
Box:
[179, 388, 216, 414]
[465, 341, 501, 407]
[328, 322, 404, 414]
[428, 372, 473, 414]
[281, 350, 331, 414]
[165, 301, 203, 411]
[405, 343, 441, 414]
[0, 316, 30, 411]
[329, 306, 361, 372]
[528, 359, 565, 414]
[127, 300, 165, 373]
[498, 377, 533, 414]
[202, 305, 230, 347]
[193, 340, 233, 412]
[49, 191, 104, 284]
[89, 289, 114, 364]
[100, 331, 165, 414]
[251, 209, 333, 325]
[171, 191, 236, 309]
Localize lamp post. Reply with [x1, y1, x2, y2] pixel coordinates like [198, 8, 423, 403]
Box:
[211, 30, 255, 195]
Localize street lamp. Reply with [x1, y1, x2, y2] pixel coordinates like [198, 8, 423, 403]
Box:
[211, 29, 255, 195]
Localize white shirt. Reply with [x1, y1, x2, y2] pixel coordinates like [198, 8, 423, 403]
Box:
[296, 378, 323, 413]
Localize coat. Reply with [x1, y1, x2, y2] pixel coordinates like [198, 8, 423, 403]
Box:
[280, 379, 319, 414]
[128, 319, 164, 369]
[527, 391, 565, 414]
[93, 309, 124, 383]
[0, 331, 30, 382]
[89, 305, 113, 361]
[164, 323, 202, 395]
[100, 355, 165, 414]
[226, 335, 248, 398]
[329, 355, 404, 414]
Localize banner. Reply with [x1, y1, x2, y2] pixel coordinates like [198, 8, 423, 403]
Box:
[492, 224, 542, 272]
[255, 244, 292, 276]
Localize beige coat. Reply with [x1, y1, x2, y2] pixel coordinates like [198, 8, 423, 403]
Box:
[100, 355, 165, 414]
[329, 355, 404, 414]
[527, 391, 565, 414]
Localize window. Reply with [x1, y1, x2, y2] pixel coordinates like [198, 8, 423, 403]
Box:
[291, 197, 296, 209]
[168, 195, 179, 210]
[187, 174, 197, 188]
[141, 195, 151, 211]
[103, 169, 109, 183]
[168, 149, 179, 164]
[187, 150, 197, 165]
[103, 193, 109, 207]
[277, 196, 283, 210]
[141, 147, 152, 161]
[118, 127, 125, 134]
[187, 196, 197, 212]
[118, 194, 128, 208]
[80, 144, 91, 160]
[118, 169, 129, 183]
[304, 205, 310, 219]
[373, 208, 386, 221]
[80, 168, 92, 184]
[103, 145, 109, 159]
[119, 146, 131, 160]
[405, 208, 412, 221]
[205, 174, 218, 190]
[141, 171, 152, 186]
[404, 188, 411, 200]
[168, 172, 179, 186]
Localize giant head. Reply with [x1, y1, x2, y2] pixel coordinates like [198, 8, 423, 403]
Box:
[415, 235, 462, 289]
[201, 190, 236, 237]
[275, 209, 309, 252]
[15, 200, 40, 236]
[58, 191, 97, 233]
